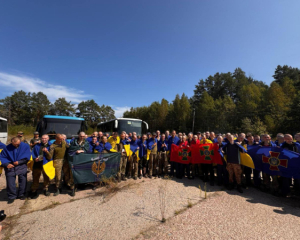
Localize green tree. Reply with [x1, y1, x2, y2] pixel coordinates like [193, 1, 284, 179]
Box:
[273, 65, 300, 86]
[30, 92, 51, 124]
[50, 98, 75, 116]
[0, 90, 32, 125]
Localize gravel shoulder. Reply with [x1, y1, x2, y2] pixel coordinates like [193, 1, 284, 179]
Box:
[1, 173, 300, 239]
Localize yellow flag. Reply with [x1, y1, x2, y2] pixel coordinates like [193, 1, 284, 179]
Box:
[124, 145, 130, 157]
[240, 144, 255, 169]
[108, 136, 120, 150]
[27, 155, 34, 170]
[240, 152, 255, 169]
[43, 161, 55, 180]
[136, 150, 140, 161]
[147, 149, 151, 160]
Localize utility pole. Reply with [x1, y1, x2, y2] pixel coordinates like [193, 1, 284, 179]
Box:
[192, 108, 195, 133]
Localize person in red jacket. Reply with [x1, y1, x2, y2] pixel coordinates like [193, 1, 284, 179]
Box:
[189, 135, 199, 178]
[178, 136, 190, 179]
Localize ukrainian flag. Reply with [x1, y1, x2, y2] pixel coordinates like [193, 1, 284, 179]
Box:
[32, 144, 55, 180]
[108, 136, 120, 150]
[223, 144, 255, 169]
[241, 144, 255, 169]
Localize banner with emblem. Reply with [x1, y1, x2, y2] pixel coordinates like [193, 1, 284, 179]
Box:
[191, 144, 215, 164]
[247, 146, 300, 179]
[68, 152, 121, 184]
[170, 144, 191, 164]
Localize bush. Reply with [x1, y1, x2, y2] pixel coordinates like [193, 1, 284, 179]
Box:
[8, 125, 35, 136]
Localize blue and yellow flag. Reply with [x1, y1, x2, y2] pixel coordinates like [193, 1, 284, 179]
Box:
[108, 136, 120, 150]
[240, 144, 255, 169]
[32, 143, 55, 180]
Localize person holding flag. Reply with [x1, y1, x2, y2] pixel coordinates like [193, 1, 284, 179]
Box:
[128, 135, 139, 180]
[49, 134, 69, 196]
[147, 132, 158, 178]
[259, 134, 277, 193]
[216, 135, 228, 187]
[222, 134, 246, 193]
[88, 136, 102, 153]
[108, 132, 120, 151]
[99, 136, 116, 153]
[200, 134, 214, 184]
[280, 134, 299, 197]
[28, 134, 53, 199]
[117, 132, 129, 181]
[178, 135, 190, 179]
[246, 135, 261, 188]
[168, 130, 180, 177]
[0, 137, 31, 204]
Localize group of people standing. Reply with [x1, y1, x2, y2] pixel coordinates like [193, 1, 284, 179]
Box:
[0, 130, 299, 204]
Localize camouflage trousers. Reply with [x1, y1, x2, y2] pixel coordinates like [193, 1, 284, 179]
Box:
[31, 168, 50, 191]
[53, 159, 64, 189]
[159, 152, 168, 175]
[149, 153, 157, 176]
[117, 155, 127, 179]
[226, 163, 242, 185]
[62, 159, 74, 189]
[128, 155, 138, 177]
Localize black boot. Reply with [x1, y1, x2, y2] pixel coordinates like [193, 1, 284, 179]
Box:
[44, 190, 50, 197]
[227, 183, 234, 190]
[237, 185, 243, 193]
[54, 188, 60, 196]
[70, 188, 76, 197]
[29, 191, 38, 199]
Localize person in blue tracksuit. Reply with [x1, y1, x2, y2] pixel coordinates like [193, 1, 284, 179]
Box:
[0, 138, 31, 204]
[157, 134, 169, 177]
[138, 134, 148, 178]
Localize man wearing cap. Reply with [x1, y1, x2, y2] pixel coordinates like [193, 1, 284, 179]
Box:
[147, 132, 158, 178]
[17, 132, 28, 144]
[30, 131, 41, 150]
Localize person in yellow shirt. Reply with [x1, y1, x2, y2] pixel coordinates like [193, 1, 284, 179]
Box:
[200, 134, 214, 185]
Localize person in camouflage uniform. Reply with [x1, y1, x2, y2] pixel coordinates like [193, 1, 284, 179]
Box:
[68, 132, 90, 196]
[49, 134, 68, 196]
[117, 132, 129, 182]
[29, 131, 41, 150]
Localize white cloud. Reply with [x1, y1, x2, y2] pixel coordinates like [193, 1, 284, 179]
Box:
[113, 106, 130, 118]
[0, 71, 91, 103]
[0, 71, 131, 117]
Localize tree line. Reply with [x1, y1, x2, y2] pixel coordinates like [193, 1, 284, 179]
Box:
[123, 65, 300, 136]
[0, 92, 115, 129]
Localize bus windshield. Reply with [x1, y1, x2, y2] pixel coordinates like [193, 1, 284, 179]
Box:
[118, 120, 142, 136]
[41, 119, 83, 139]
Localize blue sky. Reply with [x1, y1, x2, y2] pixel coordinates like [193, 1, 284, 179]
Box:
[0, 0, 299, 117]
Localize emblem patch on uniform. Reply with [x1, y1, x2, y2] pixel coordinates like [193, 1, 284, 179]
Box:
[92, 160, 106, 177]
[262, 151, 288, 171]
[200, 146, 214, 161]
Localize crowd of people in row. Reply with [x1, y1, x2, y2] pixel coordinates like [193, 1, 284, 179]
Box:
[0, 130, 299, 204]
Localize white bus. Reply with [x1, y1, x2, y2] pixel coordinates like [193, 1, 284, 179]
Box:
[0, 117, 8, 144]
[97, 118, 148, 136]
